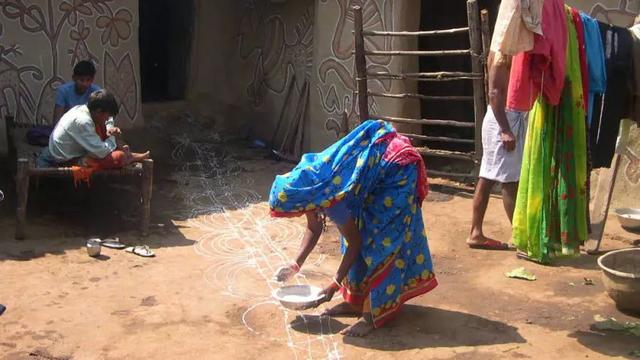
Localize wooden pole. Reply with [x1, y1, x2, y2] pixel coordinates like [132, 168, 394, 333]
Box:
[15, 159, 30, 240]
[371, 114, 475, 128]
[368, 91, 473, 102]
[587, 155, 621, 254]
[362, 28, 469, 37]
[480, 9, 491, 106]
[364, 49, 471, 57]
[339, 110, 349, 139]
[467, 0, 487, 175]
[353, 6, 369, 123]
[141, 159, 153, 237]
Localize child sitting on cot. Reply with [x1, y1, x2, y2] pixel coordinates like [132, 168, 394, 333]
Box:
[53, 60, 102, 125]
[37, 89, 149, 169]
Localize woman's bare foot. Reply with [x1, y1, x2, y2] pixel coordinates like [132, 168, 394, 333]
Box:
[320, 302, 361, 318]
[130, 151, 151, 163]
[340, 317, 374, 337]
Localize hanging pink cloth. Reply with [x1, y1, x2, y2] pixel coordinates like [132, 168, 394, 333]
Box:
[507, 0, 568, 111]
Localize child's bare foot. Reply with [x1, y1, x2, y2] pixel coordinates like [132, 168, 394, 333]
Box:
[130, 151, 151, 163]
[320, 302, 361, 318]
[340, 318, 374, 337]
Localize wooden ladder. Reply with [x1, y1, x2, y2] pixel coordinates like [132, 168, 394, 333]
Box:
[352, 0, 491, 179]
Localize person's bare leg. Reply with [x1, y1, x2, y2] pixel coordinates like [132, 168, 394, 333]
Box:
[468, 178, 497, 244]
[501, 182, 518, 224]
[130, 151, 151, 163]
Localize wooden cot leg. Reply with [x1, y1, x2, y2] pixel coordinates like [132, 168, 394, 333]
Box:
[141, 159, 154, 237]
[15, 159, 30, 240]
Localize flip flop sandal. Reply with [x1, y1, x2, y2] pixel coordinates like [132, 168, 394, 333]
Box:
[125, 245, 155, 258]
[468, 239, 511, 251]
[100, 237, 127, 250]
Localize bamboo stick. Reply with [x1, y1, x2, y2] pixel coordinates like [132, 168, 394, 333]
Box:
[368, 91, 473, 101]
[353, 6, 369, 123]
[364, 49, 471, 57]
[428, 169, 475, 178]
[372, 114, 475, 128]
[400, 132, 475, 144]
[416, 147, 476, 161]
[362, 28, 469, 37]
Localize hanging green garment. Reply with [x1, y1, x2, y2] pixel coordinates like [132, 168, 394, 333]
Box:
[512, 9, 588, 264]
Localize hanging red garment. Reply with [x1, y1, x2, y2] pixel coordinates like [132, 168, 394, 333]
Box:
[571, 7, 589, 112]
[507, 0, 568, 111]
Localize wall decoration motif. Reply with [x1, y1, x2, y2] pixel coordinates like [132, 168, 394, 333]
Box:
[238, 0, 314, 108]
[0, 0, 140, 128]
[589, 0, 639, 26]
[104, 51, 137, 120]
[316, 0, 394, 135]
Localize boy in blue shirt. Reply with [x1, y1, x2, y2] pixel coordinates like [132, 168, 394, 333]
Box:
[53, 61, 101, 125]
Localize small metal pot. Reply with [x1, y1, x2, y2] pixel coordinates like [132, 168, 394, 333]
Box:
[87, 238, 101, 257]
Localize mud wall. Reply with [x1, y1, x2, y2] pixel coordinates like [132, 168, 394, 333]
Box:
[187, 0, 420, 152]
[0, 0, 143, 155]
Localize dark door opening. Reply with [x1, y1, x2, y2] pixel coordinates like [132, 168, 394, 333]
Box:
[418, 1, 499, 153]
[139, 0, 194, 102]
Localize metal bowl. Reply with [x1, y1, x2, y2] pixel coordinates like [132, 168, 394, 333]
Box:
[614, 208, 640, 231]
[598, 248, 640, 313]
[273, 285, 324, 311]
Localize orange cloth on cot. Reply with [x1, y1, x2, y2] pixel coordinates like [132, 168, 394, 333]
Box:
[71, 122, 126, 186]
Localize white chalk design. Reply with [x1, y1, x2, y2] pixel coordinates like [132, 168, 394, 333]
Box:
[163, 122, 342, 360]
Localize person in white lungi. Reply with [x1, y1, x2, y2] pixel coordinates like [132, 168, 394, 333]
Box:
[467, 51, 528, 250]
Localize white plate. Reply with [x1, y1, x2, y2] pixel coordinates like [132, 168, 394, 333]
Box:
[273, 285, 324, 311]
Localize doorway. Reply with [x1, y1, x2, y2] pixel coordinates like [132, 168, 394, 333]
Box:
[418, 0, 499, 153]
[139, 0, 195, 102]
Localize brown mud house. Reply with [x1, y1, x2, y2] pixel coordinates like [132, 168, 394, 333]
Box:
[2, 0, 640, 206]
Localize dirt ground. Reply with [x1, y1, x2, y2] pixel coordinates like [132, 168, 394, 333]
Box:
[0, 120, 639, 360]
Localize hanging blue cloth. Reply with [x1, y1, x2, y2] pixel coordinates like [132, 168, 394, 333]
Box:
[580, 12, 607, 127]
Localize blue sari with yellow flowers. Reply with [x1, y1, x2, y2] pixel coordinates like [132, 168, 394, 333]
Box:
[269, 120, 437, 328]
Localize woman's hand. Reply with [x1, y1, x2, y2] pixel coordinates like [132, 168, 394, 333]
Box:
[273, 262, 300, 283]
[315, 280, 341, 307]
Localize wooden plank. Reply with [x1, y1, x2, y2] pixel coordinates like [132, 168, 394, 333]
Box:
[428, 169, 475, 178]
[29, 165, 143, 177]
[15, 158, 29, 240]
[416, 147, 476, 161]
[362, 28, 469, 37]
[367, 72, 481, 82]
[141, 159, 154, 237]
[587, 155, 621, 254]
[353, 6, 369, 123]
[368, 91, 473, 101]
[339, 110, 349, 139]
[365, 49, 471, 57]
[467, 0, 487, 175]
[400, 132, 475, 144]
[371, 114, 474, 128]
[369, 71, 483, 79]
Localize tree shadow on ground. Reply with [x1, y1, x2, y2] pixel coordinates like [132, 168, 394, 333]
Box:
[291, 305, 526, 350]
[569, 330, 640, 359]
